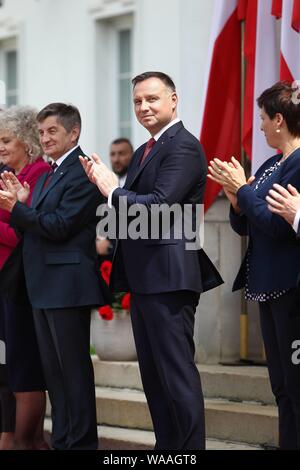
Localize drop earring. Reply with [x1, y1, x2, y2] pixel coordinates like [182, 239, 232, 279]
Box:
[276, 128, 281, 133]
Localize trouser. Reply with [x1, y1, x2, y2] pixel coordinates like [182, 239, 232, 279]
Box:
[33, 307, 98, 450]
[259, 289, 300, 449]
[131, 290, 205, 450]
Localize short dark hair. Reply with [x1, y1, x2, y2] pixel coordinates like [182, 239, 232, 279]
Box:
[37, 103, 81, 140]
[111, 138, 133, 153]
[132, 71, 176, 92]
[257, 81, 300, 137]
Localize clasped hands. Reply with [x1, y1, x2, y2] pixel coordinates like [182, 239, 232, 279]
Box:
[0, 171, 30, 212]
[208, 155, 300, 226]
[208, 156, 255, 213]
[79, 153, 118, 198]
[207, 156, 254, 193]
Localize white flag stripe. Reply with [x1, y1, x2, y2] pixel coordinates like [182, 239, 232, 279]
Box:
[281, 0, 300, 80]
[252, 0, 280, 173]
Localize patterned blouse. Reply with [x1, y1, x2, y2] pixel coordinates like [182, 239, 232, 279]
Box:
[244, 160, 288, 302]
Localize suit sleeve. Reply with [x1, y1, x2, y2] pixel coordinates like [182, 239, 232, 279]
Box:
[229, 205, 249, 236]
[236, 164, 300, 241]
[10, 176, 102, 242]
[112, 138, 206, 209]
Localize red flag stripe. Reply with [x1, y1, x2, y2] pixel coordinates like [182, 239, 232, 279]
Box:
[237, 0, 248, 20]
[292, 0, 300, 32]
[271, 0, 282, 18]
[242, 0, 258, 159]
[280, 53, 294, 81]
[200, 7, 241, 210]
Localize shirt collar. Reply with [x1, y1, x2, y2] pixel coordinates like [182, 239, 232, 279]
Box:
[50, 145, 79, 168]
[153, 118, 181, 142]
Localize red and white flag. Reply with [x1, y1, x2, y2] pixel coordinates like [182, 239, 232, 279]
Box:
[200, 0, 241, 210]
[200, 0, 300, 208]
[280, 0, 300, 81]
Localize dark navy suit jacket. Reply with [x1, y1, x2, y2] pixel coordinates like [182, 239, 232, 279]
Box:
[231, 149, 300, 293]
[10, 147, 109, 309]
[110, 121, 223, 294]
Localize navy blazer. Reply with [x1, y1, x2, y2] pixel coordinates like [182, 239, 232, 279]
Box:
[10, 147, 109, 309]
[231, 149, 300, 293]
[110, 121, 223, 294]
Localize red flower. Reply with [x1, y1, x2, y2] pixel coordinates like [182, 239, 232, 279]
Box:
[100, 260, 112, 285]
[121, 293, 131, 311]
[98, 305, 114, 321]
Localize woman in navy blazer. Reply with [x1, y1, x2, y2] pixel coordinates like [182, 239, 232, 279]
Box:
[208, 81, 300, 449]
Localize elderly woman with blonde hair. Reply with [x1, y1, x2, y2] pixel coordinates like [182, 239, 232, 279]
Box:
[0, 106, 50, 449]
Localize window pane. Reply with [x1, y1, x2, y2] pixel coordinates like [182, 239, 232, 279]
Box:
[119, 78, 131, 122]
[6, 94, 17, 107]
[5, 50, 17, 90]
[119, 30, 131, 74]
[119, 126, 131, 140]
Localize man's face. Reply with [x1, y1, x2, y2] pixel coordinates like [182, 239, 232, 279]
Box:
[110, 142, 133, 176]
[133, 77, 177, 135]
[38, 115, 79, 160]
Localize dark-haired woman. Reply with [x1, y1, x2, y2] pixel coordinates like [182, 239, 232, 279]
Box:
[208, 81, 300, 449]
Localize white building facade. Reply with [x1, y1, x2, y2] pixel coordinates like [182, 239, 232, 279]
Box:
[0, 0, 262, 363]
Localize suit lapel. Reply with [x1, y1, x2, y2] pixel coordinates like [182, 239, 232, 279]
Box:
[123, 146, 145, 189]
[34, 169, 66, 207]
[31, 173, 48, 208]
[126, 121, 183, 189]
[33, 146, 83, 208]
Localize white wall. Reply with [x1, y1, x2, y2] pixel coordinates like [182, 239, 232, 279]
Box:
[0, 0, 214, 159]
[133, 0, 214, 144]
[0, 0, 97, 155]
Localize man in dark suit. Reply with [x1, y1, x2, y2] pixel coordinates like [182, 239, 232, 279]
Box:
[80, 72, 223, 450]
[267, 183, 300, 236]
[0, 103, 107, 450]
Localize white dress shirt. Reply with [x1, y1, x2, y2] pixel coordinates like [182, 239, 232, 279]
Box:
[293, 209, 300, 233]
[49, 145, 79, 172]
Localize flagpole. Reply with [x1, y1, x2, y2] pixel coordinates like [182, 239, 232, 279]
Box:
[240, 18, 249, 361]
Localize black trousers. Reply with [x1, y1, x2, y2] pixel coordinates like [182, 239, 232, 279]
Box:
[33, 307, 98, 450]
[0, 364, 15, 433]
[259, 289, 300, 450]
[131, 291, 205, 450]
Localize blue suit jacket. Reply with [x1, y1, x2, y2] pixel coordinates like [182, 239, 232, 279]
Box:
[10, 147, 110, 309]
[110, 121, 223, 294]
[231, 149, 300, 293]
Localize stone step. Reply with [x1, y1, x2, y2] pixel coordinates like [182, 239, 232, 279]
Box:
[95, 386, 278, 447]
[44, 419, 261, 450]
[92, 358, 275, 405]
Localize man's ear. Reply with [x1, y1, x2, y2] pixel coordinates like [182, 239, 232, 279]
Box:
[171, 92, 178, 111]
[71, 126, 80, 143]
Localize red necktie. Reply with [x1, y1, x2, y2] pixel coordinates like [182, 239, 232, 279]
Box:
[42, 162, 58, 191]
[140, 138, 156, 166]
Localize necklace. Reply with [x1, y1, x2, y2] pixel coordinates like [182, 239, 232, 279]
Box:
[280, 144, 300, 162]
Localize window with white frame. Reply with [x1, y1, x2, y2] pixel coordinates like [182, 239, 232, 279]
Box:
[0, 39, 18, 107]
[117, 28, 132, 139]
[95, 14, 133, 158]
